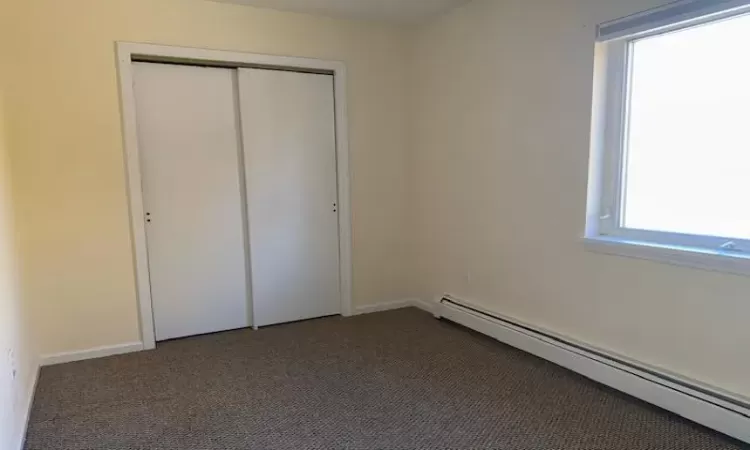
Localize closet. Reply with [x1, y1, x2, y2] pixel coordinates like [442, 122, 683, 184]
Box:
[132, 62, 341, 341]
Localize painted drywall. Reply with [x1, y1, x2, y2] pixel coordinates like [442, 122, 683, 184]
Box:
[411, 0, 750, 398]
[0, 78, 37, 450]
[6, 0, 748, 405]
[3, 0, 411, 356]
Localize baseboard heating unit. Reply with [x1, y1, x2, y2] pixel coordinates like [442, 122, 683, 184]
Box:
[434, 295, 750, 444]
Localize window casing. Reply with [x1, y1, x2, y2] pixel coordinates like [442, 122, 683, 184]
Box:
[588, 0, 750, 261]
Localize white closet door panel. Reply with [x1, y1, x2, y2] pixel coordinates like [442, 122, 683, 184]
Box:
[133, 62, 249, 341]
[238, 68, 340, 327]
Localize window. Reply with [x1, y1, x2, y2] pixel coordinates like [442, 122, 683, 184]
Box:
[588, 1, 750, 265]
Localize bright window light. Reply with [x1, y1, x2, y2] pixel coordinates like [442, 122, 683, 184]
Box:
[591, 4, 750, 256]
[623, 12, 750, 241]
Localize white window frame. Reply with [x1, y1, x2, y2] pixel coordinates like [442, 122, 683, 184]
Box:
[585, 0, 750, 276]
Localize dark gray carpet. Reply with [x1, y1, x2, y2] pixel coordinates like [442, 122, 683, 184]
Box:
[25, 308, 747, 449]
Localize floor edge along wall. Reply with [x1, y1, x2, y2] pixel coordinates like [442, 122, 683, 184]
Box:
[436, 296, 750, 444]
[21, 296, 749, 446]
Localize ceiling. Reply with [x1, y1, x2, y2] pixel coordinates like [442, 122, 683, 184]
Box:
[207, 0, 471, 24]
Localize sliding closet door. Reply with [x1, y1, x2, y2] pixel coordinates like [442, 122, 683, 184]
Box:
[134, 63, 249, 341]
[238, 68, 340, 327]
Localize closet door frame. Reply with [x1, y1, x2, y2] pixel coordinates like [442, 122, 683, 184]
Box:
[116, 42, 353, 350]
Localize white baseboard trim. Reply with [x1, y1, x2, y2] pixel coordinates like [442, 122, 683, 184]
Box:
[40, 342, 144, 366]
[13, 358, 39, 450]
[436, 295, 750, 444]
[410, 298, 440, 316]
[354, 299, 415, 315]
[354, 298, 439, 316]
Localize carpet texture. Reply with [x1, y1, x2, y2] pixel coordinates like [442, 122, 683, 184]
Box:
[26, 308, 747, 449]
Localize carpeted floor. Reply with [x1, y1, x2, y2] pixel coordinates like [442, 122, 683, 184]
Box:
[25, 308, 747, 450]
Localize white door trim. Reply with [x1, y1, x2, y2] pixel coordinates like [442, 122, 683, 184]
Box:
[115, 42, 354, 350]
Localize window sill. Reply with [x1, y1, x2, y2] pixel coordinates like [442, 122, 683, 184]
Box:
[582, 236, 750, 277]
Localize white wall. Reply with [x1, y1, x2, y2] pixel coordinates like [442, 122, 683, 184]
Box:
[411, 0, 750, 398]
[3, 0, 411, 357]
[3, 0, 749, 417]
[0, 72, 37, 450]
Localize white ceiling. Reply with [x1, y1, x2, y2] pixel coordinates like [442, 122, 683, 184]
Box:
[207, 0, 471, 24]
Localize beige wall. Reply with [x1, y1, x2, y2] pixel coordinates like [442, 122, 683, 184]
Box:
[4, 0, 411, 356]
[5, 0, 748, 405]
[411, 0, 750, 398]
[0, 64, 37, 450]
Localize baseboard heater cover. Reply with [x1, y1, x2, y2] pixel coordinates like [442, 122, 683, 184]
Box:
[436, 296, 750, 444]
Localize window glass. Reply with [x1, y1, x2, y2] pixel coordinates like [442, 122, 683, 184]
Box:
[622, 13, 750, 240]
